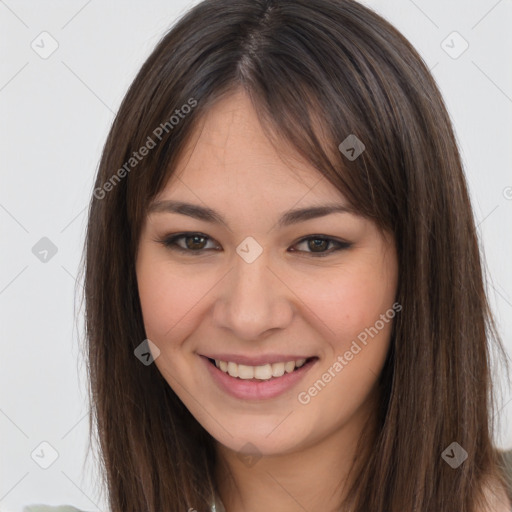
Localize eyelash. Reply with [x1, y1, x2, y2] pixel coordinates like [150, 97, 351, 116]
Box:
[157, 232, 352, 258]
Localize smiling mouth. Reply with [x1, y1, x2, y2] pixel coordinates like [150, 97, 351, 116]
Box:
[206, 356, 318, 381]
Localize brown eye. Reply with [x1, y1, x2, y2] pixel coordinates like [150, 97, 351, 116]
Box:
[159, 233, 219, 255]
[184, 234, 208, 250]
[290, 236, 352, 257]
[307, 239, 329, 252]
[159, 232, 352, 258]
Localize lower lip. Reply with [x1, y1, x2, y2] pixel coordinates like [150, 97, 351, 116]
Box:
[200, 355, 317, 400]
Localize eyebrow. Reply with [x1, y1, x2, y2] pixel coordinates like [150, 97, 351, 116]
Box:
[147, 199, 355, 229]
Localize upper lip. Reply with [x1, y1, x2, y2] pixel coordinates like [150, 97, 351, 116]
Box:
[201, 354, 316, 366]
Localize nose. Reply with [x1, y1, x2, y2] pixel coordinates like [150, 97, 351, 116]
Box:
[212, 249, 294, 341]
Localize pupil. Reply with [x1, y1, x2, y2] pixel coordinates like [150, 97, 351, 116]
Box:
[187, 235, 205, 250]
[310, 239, 327, 251]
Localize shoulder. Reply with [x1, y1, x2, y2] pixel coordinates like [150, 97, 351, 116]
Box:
[22, 506, 86, 512]
[498, 449, 512, 511]
[478, 450, 512, 512]
[478, 487, 511, 512]
[502, 449, 512, 486]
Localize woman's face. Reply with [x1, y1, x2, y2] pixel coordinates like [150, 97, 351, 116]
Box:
[136, 89, 399, 457]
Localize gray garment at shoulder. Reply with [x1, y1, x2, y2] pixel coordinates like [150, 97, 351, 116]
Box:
[23, 507, 85, 512]
[501, 449, 512, 511]
[23, 452, 512, 512]
[23, 500, 224, 512]
[23, 504, 222, 512]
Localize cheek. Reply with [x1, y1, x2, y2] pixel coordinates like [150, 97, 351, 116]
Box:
[137, 273, 177, 341]
[136, 250, 203, 343]
[136, 252, 229, 348]
[293, 261, 397, 348]
[296, 269, 396, 423]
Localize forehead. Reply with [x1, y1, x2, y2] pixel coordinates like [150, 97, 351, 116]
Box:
[157, 90, 345, 206]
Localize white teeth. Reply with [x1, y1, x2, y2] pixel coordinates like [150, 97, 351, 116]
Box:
[237, 364, 254, 379]
[213, 358, 309, 381]
[271, 362, 285, 377]
[284, 361, 295, 373]
[254, 364, 272, 380]
[227, 361, 239, 378]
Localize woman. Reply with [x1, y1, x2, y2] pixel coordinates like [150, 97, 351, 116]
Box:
[25, 0, 512, 510]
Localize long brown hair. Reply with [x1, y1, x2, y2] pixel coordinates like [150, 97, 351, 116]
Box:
[79, 0, 511, 510]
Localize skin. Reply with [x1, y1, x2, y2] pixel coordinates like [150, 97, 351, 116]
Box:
[135, 88, 401, 511]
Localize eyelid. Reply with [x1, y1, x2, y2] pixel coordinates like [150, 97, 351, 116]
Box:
[157, 232, 352, 257]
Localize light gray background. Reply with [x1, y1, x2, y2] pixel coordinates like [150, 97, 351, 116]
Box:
[1, 1, 511, 510]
